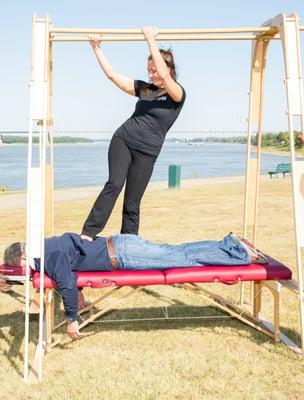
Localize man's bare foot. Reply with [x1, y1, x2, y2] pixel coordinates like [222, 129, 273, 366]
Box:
[80, 234, 93, 241]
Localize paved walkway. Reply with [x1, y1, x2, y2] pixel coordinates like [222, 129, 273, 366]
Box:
[0, 176, 247, 210]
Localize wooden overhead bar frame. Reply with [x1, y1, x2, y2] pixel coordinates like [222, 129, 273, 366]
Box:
[52, 35, 274, 42]
[24, 13, 304, 383]
[49, 25, 304, 42]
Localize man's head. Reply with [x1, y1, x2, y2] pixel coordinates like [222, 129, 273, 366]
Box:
[4, 242, 26, 266]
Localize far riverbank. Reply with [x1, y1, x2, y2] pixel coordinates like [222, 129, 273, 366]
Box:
[253, 146, 303, 157]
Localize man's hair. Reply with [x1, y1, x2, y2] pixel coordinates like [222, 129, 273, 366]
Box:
[4, 242, 26, 266]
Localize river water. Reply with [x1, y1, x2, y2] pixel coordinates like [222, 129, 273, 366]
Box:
[0, 142, 289, 190]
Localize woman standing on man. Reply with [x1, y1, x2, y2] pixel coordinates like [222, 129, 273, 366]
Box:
[81, 27, 186, 240]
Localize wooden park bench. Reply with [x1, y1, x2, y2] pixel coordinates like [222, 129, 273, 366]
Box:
[267, 163, 291, 178]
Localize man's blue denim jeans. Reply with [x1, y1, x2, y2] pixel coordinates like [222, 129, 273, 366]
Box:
[112, 233, 251, 270]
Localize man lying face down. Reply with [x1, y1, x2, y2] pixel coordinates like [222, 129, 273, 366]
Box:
[4, 232, 267, 339]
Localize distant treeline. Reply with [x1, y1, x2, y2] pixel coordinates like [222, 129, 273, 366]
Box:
[205, 131, 303, 150]
[254, 131, 303, 150]
[1, 131, 303, 150]
[167, 131, 303, 150]
[1, 135, 93, 144]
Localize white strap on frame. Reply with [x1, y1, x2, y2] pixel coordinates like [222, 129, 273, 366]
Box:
[293, 160, 304, 247]
[28, 167, 42, 258]
[31, 18, 48, 120]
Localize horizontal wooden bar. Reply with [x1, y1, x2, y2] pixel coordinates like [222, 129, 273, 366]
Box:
[50, 27, 278, 34]
[51, 34, 280, 42]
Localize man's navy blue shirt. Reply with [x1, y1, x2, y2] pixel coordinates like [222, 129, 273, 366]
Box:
[35, 233, 112, 321]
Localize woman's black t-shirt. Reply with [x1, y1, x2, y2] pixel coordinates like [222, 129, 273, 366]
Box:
[114, 80, 186, 156]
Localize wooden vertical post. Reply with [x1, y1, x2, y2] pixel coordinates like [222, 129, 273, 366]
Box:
[44, 289, 54, 346]
[253, 282, 262, 319]
[273, 289, 281, 343]
[271, 12, 304, 355]
[24, 14, 51, 384]
[47, 33, 54, 237]
[241, 33, 272, 306]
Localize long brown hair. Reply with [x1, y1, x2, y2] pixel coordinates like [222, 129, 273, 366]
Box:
[148, 48, 177, 81]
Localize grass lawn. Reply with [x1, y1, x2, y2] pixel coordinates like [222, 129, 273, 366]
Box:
[0, 189, 25, 196]
[0, 177, 304, 399]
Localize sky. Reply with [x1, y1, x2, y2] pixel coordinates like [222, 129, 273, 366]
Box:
[1, 0, 304, 137]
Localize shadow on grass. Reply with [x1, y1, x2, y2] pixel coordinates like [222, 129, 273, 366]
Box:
[1, 288, 25, 305]
[1, 294, 301, 376]
[0, 311, 39, 377]
[278, 326, 302, 348]
[141, 287, 191, 305]
[138, 287, 302, 348]
[56, 303, 301, 353]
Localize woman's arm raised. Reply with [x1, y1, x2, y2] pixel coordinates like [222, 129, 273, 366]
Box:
[89, 35, 135, 96]
[142, 27, 183, 102]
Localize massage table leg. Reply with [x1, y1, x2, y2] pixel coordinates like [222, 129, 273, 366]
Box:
[253, 282, 262, 318]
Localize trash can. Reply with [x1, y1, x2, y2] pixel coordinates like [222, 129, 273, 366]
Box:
[168, 165, 181, 189]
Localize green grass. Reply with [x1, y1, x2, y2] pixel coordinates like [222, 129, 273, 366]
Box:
[0, 189, 25, 196]
[1, 178, 304, 399]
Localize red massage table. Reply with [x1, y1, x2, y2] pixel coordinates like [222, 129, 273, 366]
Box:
[0, 254, 293, 350]
[0, 255, 291, 288]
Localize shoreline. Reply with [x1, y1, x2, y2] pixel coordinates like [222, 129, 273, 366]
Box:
[1, 141, 300, 155]
[255, 147, 293, 157]
[0, 170, 279, 199]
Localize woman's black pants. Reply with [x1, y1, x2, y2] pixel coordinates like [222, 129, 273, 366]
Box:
[82, 136, 156, 238]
